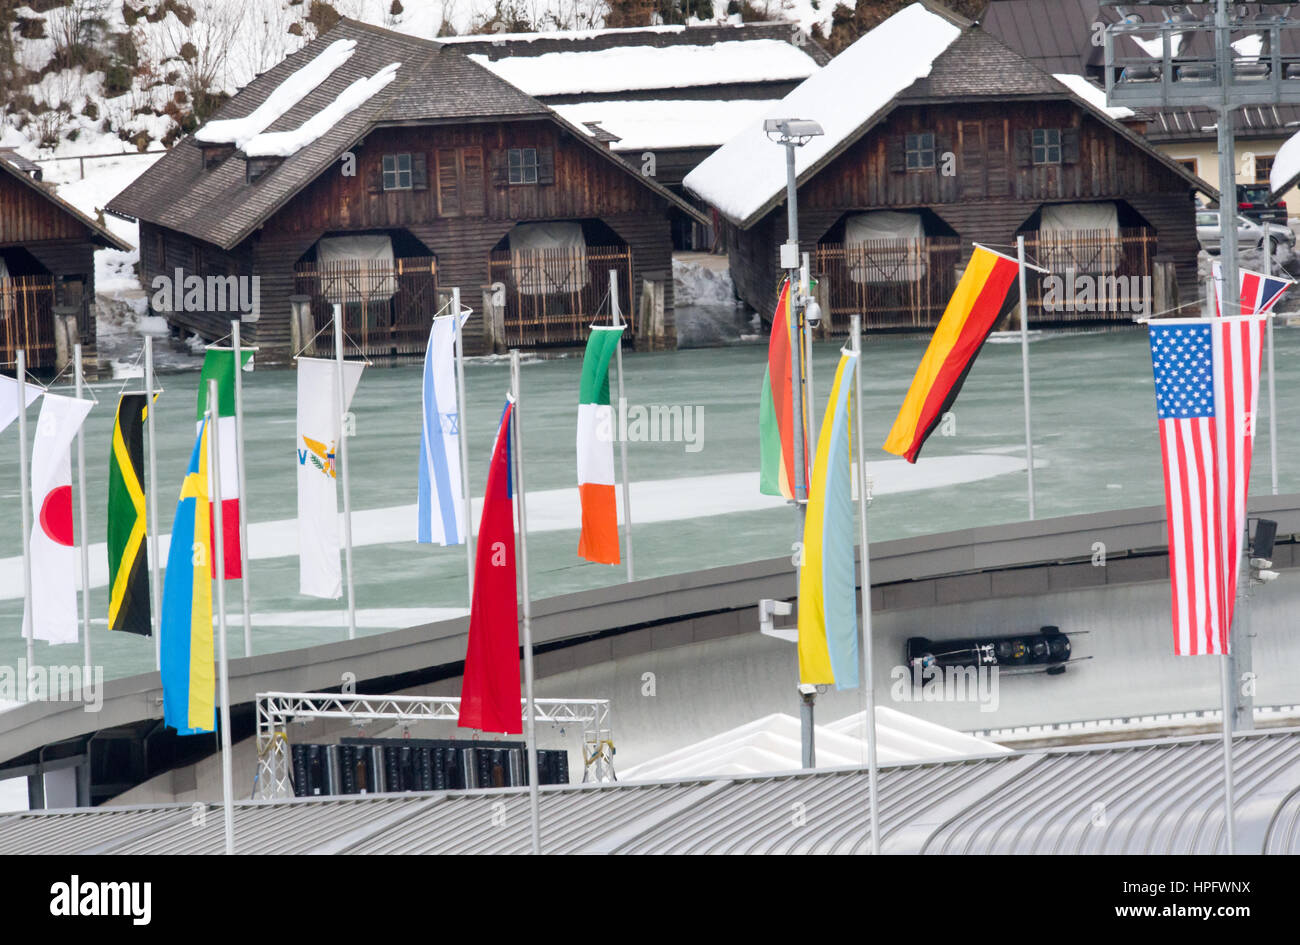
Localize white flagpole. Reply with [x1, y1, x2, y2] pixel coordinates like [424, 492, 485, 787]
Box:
[144, 336, 162, 669]
[609, 270, 634, 582]
[851, 315, 880, 855]
[510, 349, 542, 855]
[332, 303, 357, 641]
[17, 350, 35, 701]
[230, 321, 253, 657]
[74, 344, 91, 671]
[1267, 314, 1278, 495]
[801, 254, 817, 471]
[1219, 649, 1237, 854]
[1017, 235, 1036, 521]
[453, 287, 474, 603]
[208, 379, 236, 855]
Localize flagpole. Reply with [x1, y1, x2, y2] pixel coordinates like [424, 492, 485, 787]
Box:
[231, 321, 253, 657]
[208, 379, 236, 855]
[510, 349, 542, 855]
[801, 254, 817, 471]
[609, 269, 634, 582]
[851, 314, 881, 855]
[332, 303, 357, 641]
[1263, 242, 1278, 494]
[453, 288, 474, 603]
[74, 344, 92, 671]
[17, 350, 35, 701]
[144, 336, 161, 669]
[1219, 648, 1237, 854]
[1017, 235, 1036, 521]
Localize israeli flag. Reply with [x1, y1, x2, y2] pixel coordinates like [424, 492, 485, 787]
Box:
[418, 312, 468, 545]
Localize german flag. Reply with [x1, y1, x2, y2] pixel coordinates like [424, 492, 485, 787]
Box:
[108, 393, 152, 635]
[883, 246, 1021, 463]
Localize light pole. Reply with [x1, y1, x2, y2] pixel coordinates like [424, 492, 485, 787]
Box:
[765, 117, 825, 766]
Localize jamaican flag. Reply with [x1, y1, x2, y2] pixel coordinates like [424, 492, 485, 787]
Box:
[108, 393, 151, 635]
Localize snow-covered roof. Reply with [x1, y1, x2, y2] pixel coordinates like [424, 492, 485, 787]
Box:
[243, 63, 401, 158]
[683, 3, 962, 225]
[619, 709, 1009, 781]
[469, 39, 819, 97]
[438, 24, 691, 44]
[553, 98, 782, 151]
[1051, 72, 1135, 121]
[1272, 127, 1300, 197]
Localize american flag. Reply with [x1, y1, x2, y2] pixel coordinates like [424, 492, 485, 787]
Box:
[1148, 317, 1266, 655]
[1212, 261, 1293, 316]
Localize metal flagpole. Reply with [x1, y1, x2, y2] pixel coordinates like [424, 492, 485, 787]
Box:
[74, 344, 92, 671]
[145, 336, 162, 669]
[17, 350, 35, 701]
[510, 350, 542, 855]
[332, 303, 357, 641]
[453, 288, 474, 603]
[1219, 649, 1237, 854]
[851, 315, 881, 855]
[609, 270, 634, 582]
[231, 321, 253, 657]
[208, 380, 236, 855]
[1262, 247, 1279, 495]
[1016, 236, 1036, 521]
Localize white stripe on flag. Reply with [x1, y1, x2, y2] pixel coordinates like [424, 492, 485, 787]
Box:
[576, 403, 615, 486]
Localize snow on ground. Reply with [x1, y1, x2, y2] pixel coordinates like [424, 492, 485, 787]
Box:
[470, 39, 818, 97]
[197, 39, 358, 148]
[555, 98, 782, 151]
[0, 457, 1038, 601]
[684, 3, 963, 221]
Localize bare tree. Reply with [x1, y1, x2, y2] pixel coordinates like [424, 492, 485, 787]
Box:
[161, 0, 242, 119]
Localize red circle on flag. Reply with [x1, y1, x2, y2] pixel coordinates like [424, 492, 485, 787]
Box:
[39, 485, 74, 547]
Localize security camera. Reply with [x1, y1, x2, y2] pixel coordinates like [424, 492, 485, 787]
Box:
[804, 299, 823, 327]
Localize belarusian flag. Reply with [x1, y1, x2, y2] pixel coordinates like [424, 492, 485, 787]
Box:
[196, 348, 252, 579]
[576, 326, 624, 565]
[759, 277, 807, 498]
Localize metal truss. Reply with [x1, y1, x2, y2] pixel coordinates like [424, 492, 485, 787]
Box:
[254, 691, 615, 800]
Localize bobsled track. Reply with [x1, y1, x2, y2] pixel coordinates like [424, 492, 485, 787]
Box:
[5, 496, 1300, 806]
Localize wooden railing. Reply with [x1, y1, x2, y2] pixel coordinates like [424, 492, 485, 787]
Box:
[294, 256, 438, 358]
[1022, 228, 1156, 322]
[489, 245, 634, 347]
[813, 238, 963, 331]
[0, 275, 56, 369]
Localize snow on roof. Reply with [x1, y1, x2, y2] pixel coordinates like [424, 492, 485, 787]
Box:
[196, 39, 357, 149]
[438, 23, 690, 44]
[242, 63, 401, 158]
[618, 709, 1008, 781]
[1271, 125, 1300, 195]
[553, 98, 783, 151]
[469, 38, 818, 97]
[1051, 73, 1135, 121]
[683, 3, 962, 224]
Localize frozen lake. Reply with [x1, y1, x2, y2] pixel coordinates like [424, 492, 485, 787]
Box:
[2, 325, 1298, 683]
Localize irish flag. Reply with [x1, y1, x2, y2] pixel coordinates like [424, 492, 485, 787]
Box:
[759, 278, 807, 498]
[577, 326, 624, 564]
[196, 348, 252, 579]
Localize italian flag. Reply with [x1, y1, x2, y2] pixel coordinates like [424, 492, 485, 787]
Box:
[196, 347, 253, 579]
[576, 326, 624, 564]
[759, 278, 807, 498]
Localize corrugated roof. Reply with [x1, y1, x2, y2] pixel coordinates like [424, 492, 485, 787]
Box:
[4, 728, 1299, 854]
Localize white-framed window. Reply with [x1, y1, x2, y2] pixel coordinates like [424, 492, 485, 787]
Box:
[905, 132, 935, 170]
[508, 148, 539, 185]
[383, 153, 412, 190]
[1032, 128, 1061, 165]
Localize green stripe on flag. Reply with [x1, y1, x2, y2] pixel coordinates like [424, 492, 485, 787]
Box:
[758, 365, 782, 496]
[578, 327, 624, 406]
[196, 348, 254, 419]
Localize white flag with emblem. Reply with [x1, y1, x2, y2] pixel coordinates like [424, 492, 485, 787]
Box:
[296, 357, 365, 599]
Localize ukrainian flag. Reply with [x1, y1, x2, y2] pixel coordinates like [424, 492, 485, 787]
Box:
[797, 350, 860, 689]
[160, 420, 216, 735]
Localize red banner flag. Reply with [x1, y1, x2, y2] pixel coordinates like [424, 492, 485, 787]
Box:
[459, 398, 522, 733]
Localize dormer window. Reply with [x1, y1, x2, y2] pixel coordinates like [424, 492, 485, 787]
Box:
[246, 156, 281, 183]
[383, 153, 412, 190]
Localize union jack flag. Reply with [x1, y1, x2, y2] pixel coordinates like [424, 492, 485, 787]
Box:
[1148, 317, 1266, 655]
[1212, 261, 1293, 316]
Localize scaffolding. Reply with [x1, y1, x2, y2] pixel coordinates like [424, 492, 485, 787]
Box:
[254, 691, 615, 800]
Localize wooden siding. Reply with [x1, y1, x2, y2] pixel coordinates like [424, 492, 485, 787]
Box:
[0, 171, 87, 244]
[731, 100, 1201, 324]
